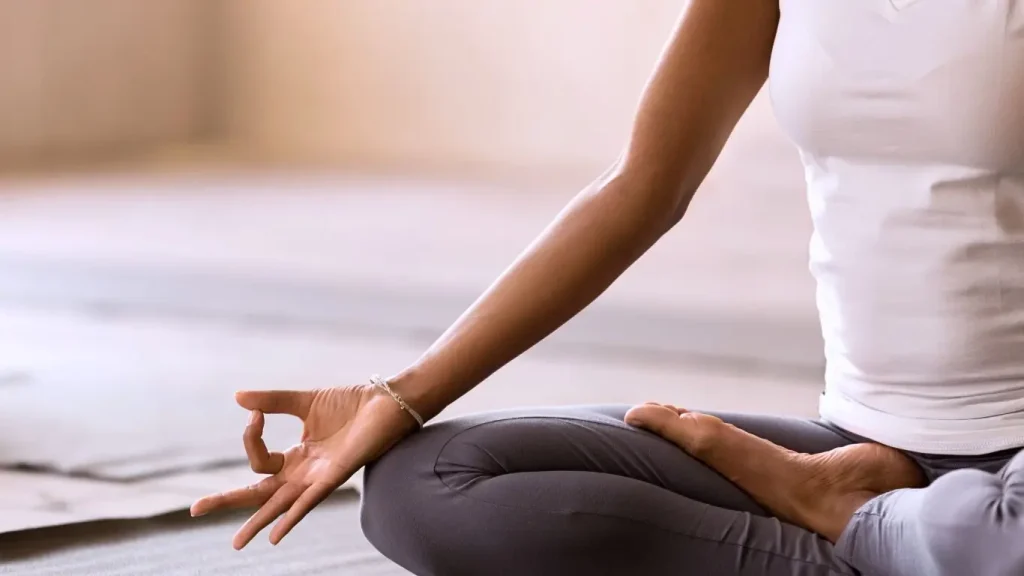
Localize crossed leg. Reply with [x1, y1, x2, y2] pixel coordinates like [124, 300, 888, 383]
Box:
[626, 403, 1024, 576]
[363, 406, 862, 576]
[625, 403, 925, 542]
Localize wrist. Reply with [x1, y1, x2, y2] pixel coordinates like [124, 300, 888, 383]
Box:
[366, 388, 422, 435]
[371, 374, 425, 427]
[385, 366, 444, 421]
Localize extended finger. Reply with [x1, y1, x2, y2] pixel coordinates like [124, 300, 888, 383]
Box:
[244, 410, 285, 474]
[232, 483, 305, 550]
[269, 482, 336, 545]
[190, 475, 282, 517]
[236, 389, 314, 418]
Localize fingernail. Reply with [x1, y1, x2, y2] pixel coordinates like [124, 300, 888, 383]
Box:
[248, 410, 259, 425]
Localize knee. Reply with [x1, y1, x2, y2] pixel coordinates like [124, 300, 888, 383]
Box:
[1003, 449, 1024, 506]
[361, 422, 443, 536]
[1002, 448, 1024, 483]
[922, 468, 1008, 517]
[360, 417, 481, 575]
[915, 468, 1024, 573]
[360, 413, 529, 539]
[361, 439, 415, 545]
[361, 407, 635, 574]
[361, 430, 430, 523]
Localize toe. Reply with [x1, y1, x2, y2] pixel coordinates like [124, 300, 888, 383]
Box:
[625, 403, 678, 431]
[627, 404, 699, 445]
[627, 405, 727, 457]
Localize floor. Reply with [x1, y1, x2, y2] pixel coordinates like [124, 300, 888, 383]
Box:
[0, 167, 823, 573]
[0, 492, 405, 575]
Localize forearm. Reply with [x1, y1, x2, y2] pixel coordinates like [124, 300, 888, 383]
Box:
[387, 0, 777, 420]
[391, 165, 688, 419]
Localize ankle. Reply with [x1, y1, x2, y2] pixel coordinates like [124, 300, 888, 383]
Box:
[787, 450, 887, 542]
[818, 490, 877, 543]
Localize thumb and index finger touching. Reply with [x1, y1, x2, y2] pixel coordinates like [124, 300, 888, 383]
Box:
[235, 389, 314, 419]
[235, 390, 313, 478]
[189, 389, 323, 526]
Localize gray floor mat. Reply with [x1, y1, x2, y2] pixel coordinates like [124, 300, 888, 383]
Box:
[1, 305, 823, 483]
[0, 255, 825, 377]
[0, 492, 409, 575]
[0, 307, 409, 479]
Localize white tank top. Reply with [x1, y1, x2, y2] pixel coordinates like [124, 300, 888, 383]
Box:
[769, 0, 1024, 454]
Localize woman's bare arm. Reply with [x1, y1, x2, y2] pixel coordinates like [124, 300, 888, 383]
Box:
[394, 0, 780, 418]
[191, 0, 783, 546]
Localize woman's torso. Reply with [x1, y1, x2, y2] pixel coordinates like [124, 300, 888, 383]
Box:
[769, 0, 1024, 454]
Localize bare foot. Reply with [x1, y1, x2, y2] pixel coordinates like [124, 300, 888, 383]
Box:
[625, 403, 926, 542]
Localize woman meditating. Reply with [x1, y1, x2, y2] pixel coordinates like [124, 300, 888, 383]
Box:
[190, 1, 1024, 574]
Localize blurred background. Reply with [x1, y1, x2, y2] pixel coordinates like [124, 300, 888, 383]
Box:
[0, 2, 821, 574]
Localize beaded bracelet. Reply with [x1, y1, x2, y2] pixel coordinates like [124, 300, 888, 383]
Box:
[370, 374, 425, 428]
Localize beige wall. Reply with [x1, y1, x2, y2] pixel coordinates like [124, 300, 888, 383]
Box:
[221, 1, 798, 182]
[221, 0, 698, 173]
[1, 1, 798, 181]
[215, 1, 813, 305]
[0, 0, 215, 164]
[217, 2, 809, 241]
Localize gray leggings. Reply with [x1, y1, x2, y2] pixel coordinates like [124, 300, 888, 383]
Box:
[360, 406, 1024, 576]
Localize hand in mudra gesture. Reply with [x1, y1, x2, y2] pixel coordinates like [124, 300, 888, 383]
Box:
[190, 385, 419, 549]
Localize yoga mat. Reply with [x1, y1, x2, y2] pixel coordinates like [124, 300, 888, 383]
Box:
[0, 491, 408, 575]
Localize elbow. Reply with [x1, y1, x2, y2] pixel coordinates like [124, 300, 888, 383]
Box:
[607, 162, 695, 232]
[665, 191, 692, 227]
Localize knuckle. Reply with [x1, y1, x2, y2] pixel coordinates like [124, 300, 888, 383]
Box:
[250, 453, 281, 474]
